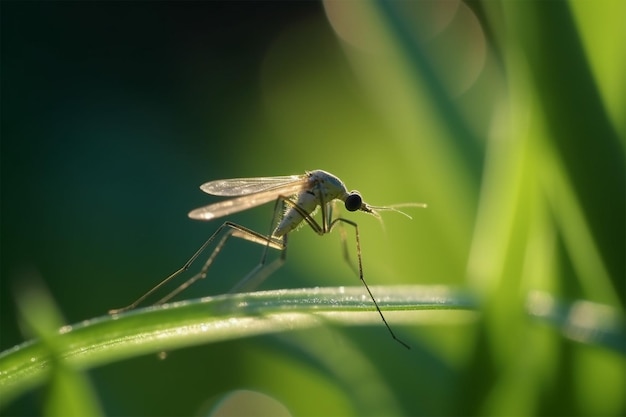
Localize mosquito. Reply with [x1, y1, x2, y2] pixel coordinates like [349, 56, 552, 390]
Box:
[109, 169, 426, 349]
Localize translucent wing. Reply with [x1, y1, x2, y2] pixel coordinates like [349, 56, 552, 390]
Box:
[200, 175, 307, 196]
[189, 177, 310, 221]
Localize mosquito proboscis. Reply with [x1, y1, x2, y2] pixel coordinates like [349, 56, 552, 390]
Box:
[109, 169, 426, 349]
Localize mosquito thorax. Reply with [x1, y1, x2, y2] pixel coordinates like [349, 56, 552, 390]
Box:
[304, 170, 348, 202]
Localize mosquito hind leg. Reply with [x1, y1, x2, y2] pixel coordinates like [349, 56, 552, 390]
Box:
[152, 228, 236, 305]
[109, 221, 280, 314]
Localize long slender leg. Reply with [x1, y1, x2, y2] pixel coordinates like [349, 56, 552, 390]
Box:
[228, 196, 290, 293]
[229, 198, 361, 292]
[154, 227, 234, 305]
[229, 234, 289, 294]
[336, 220, 359, 276]
[325, 201, 358, 275]
[110, 194, 321, 314]
[330, 217, 410, 350]
[226, 193, 346, 293]
[228, 194, 356, 292]
[108, 221, 284, 314]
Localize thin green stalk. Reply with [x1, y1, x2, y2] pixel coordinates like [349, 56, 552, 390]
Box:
[0, 285, 474, 407]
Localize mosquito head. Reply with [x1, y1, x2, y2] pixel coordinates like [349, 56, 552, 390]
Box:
[344, 190, 426, 221]
[344, 190, 382, 220]
[344, 191, 363, 212]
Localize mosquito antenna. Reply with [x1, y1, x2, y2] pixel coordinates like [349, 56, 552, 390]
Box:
[368, 202, 427, 220]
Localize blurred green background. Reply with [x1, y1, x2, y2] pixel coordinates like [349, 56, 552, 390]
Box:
[1, 1, 624, 416]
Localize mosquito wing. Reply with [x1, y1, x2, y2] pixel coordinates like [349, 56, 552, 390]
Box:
[200, 174, 307, 196]
[189, 176, 310, 221]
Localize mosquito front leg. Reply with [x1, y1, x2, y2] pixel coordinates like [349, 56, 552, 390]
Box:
[336, 220, 359, 276]
[330, 217, 411, 350]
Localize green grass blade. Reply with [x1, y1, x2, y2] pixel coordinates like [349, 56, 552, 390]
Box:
[0, 285, 474, 407]
[526, 291, 626, 354]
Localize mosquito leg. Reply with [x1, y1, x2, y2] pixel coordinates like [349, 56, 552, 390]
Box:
[159, 220, 287, 305]
[108, 221, 283, 314]
[229, 234, 288, 294]
[330, 217, 411, 350]
[228, 193, 331, 293]
[336, 220, 359, 276]
[153, 228, 235, 305]
[229, 196, 289, 294]
[228, 192, 334, 293]
[108, 222, 233, 314]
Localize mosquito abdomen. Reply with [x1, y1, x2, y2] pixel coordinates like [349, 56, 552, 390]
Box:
[274, 192, 319, 236]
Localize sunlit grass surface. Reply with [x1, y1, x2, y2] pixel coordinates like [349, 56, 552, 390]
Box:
[0, 285, 477, 408]
[1, 1, 624, 416]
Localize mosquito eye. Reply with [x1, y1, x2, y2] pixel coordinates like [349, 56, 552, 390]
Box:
[345, 193, 362, 212]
